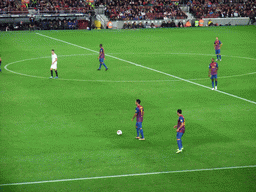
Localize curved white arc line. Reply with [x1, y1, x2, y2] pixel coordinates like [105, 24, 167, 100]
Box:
[4, 55, 256, 83]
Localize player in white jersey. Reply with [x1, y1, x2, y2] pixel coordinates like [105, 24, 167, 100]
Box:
[50, 49, 58, 79]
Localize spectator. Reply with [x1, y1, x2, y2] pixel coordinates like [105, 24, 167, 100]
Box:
[123, 22, 128, 29]
[161, 21, 167, 28]
[185, 20, 191, 27]
[199, 18, 204, 27]
[138, 22, 144, 28]
[170, 20, 176, 27]
[166, 20, 171, 28]
[127, 22, 132, 29]
[208, 19, 214, 26]
[234, 11, 239, 17]
[68, 20, 73, 29]
[150, 23, 156, 28]
[177, 21, 184, 27]
[132, 22, 137, 29]
[195, 19, 199, 27]
[145, 22, 151, 28]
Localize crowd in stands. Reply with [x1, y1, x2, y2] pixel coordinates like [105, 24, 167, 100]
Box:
[104, 0, 188, 21]
[189, 0, 256, 18]
[0, 0, 94, 15]
[0, 0, 29, 14]
[1, 18, 78, 31]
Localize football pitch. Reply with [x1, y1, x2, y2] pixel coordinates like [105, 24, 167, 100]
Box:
[0, 26, 256, 191]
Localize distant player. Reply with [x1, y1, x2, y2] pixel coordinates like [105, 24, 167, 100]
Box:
[131, 99, 145, 140]
[0, 57, 2, 72]
[214, 37, 222, 61]
[50, 49, 58, 79]
[97, 44, 108, 71]
[173, 109, 185, 154]
[208, 58, 219, 90]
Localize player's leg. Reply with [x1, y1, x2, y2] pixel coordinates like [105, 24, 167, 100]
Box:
[215, 77, 217, 90]
[215, 50, 218, 61]
[211, 76, 214, 90]
[135, 123, 140, 139]
[54, 69, 58, 78]
[102, 60, 108, 71]
[176, 132, 183, 153]
[50, 68, 53, 78]
[137, 122, 145, 140]
[219, 51, 221, 61]
[139, 124, 145, 140]
[98, 59, 103, 70]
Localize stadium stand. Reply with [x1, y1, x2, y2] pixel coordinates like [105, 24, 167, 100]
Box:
[188, 0, 256, 19]
[0, 0, 94, 15]
[104, 0, 188, 21]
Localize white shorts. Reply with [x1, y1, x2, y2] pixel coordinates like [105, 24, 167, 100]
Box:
[50, 63, 57, 70]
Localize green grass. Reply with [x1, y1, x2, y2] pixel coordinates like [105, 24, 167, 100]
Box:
[0, 26, 256, 191]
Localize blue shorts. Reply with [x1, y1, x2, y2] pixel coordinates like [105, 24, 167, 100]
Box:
[215, 49, 220, 54]
[99, 58, 104, 63]
[176, 132, 184, 139]
[136, 122, 142, 128]
[211, 75, 217, 79]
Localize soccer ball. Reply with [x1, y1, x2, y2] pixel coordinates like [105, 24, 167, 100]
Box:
[117, 130, 122, 135]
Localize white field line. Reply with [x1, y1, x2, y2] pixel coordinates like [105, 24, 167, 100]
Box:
[0, 165, 255, 187]
[35, 33, 256, 105]
[5, 56, 256, 83]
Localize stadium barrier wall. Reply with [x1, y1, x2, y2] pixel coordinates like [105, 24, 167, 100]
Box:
[110, 17, 250, 29]
[202, 17, 250, 26]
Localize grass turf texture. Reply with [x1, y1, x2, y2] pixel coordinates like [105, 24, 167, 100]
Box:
[0, 26, 256, 191]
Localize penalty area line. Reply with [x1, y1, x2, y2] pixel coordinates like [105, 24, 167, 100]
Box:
[35, 33, 256, 105]
[0, 165, 255, 186]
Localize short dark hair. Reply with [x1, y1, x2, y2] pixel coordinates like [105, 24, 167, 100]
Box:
[100, 44, 102, 47]
[52, 49, 54, 52]
[177, 109, 182, 114]
[136, 99, 141, 104]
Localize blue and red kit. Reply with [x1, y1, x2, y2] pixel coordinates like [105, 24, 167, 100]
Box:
[135, 105, 144, 139]
[177, 115, 185, 133]
[99, 47, 105, 63]
[214, 40, 222, 57]
[176, 114, 185, 150]
[209, 62, 218, 79]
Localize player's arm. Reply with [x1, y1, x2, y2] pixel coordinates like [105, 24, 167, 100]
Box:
[131, 108, 139, 121]
[98, 50, 102, 59]
[220, 42, 223, 49]
[52, 58, 57, 64]
[131, 113, 137, 121]
[177, 122, 184, 132]
[208, 68, 211, 77]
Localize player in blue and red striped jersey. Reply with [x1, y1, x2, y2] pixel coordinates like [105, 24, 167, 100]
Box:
[173, 109, 185, 154]
[97, 44, 108, 71]
[0, 57, 2, 72]
[214, 37, 223, 61]
[131, 99, 145, 140]
[208, 58, 219, 90]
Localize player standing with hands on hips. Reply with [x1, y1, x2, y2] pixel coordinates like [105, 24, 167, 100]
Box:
[174, 109, 185, 154]
[50, 49, 58, 79]
[214, 37, 222, 61]
[131, 99, 145, 140]
[209, 58, 218, 90]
